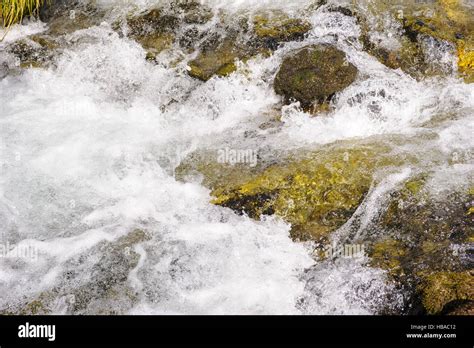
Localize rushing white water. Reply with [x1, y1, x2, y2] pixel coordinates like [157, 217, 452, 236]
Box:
[0, 0, 472, 314]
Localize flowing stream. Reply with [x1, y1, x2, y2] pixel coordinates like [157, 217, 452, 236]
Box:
[0, 0, 472, 314]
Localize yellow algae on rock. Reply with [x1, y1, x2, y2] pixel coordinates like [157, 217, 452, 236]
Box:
[210, 146, 392, 241]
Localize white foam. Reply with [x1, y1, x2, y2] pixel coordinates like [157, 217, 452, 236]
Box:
[0, 0, 472, 314]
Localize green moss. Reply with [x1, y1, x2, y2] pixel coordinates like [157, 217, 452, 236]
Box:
[418, 271, 474, 314]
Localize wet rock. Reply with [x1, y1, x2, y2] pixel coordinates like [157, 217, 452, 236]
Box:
[418, 271, 474, 315]
[361, 0, 474, 82]
[274, 44, 358, 108]
[8, 229, 150, 315]
[444, 300, 474, 315]
[127, 9, 179, 37]
[187, 38, 245, 81]
[252, 12, 311, 50]
[39, 0, 80, 22]
[367, 179, 474, 314]
[207, 145, 394, 242]
[369, 239, 407, 278]
[187, 11, 311, 81]
[176, 1, 213, 25]
[6, 35, 57, 69]
[126, 9, 179, 56]
[43, 2, 105, 37]
[124, 2, 214, 57]
[0, 62, 9, 79]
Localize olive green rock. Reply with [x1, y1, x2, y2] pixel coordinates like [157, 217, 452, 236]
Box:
[126, 9, 178, 55]
[274, 45, 358, 108]
[359, 0, 474, 82]
[188, 39, 242, 81]
[366, 178, 474, 314]
[208, 146, 393, 242]
[418, 271, 474, 315]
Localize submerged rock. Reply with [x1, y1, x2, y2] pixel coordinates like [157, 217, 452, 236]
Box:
[187, 38, 245, 81]
[206, 145, 395, 242]
[6, 35, 58, 69]
[274, 45, 358, 108]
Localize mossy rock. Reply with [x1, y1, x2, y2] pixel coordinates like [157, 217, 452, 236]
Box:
[186, 11, 312, 81]
[39, 0, 79, 22]
[381, 179, 473, 248]
[127, 9, 179, 36]
[209, 145, 396, 241]
[187, 39, 242, 81]
[444, 300, 474, 315]
[362, 0, 474, 82]
[125, 3, 215, 57]
[368, 239, 407, 277]
[125, 9, 179, 55]
[6, 36, 57, 69]
[44, 3, 104, 37]
[4, 229, 149, 314]
[401, 0, 474, 81]
[175, 148, 269, 192]
[418, 271, 474, 314]
[252, 12, 311, 50]
[177, 1, 213, 25]
[274, 44, 358, 108]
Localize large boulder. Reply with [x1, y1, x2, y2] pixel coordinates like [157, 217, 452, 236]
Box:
[274, 44, 358, 108]
[176, 144, 397, 242]
[367, 179, 474, 314]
